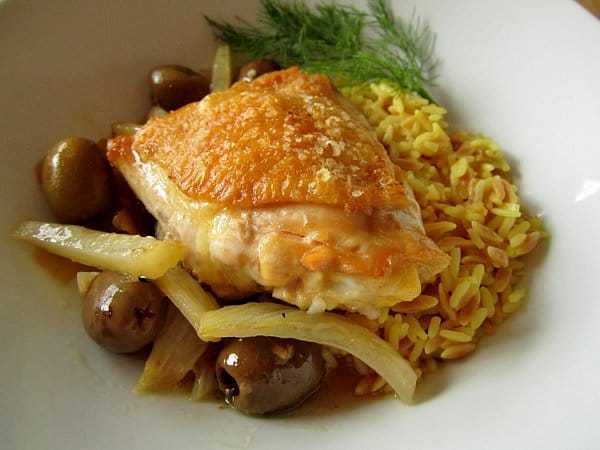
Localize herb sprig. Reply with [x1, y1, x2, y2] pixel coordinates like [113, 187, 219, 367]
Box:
[205, 0, 438, 102]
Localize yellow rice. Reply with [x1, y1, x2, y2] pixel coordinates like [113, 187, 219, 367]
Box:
[340, 82, 544, 393]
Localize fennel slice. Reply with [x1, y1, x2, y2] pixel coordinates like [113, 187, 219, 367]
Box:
[210, 44, 233, 92]
[137, 267, 220, 393]
[12, 220, 184, 279]
[135, 305, 208, 393]
[199, 302, 418, 404]
[154, 266, 219, 339]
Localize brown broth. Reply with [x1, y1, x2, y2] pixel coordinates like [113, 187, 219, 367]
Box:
[284, 365, 384, 417]
[33, 248, 92, 284]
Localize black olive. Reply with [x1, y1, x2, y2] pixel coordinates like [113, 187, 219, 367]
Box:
[216, 336, 326, 415]
[149, 65, 210, 111]
[81, 271, 166, 353]
[237, 60, 280, 82]
[41, 137, 113, 223]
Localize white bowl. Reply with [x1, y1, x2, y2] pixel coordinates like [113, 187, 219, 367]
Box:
[1, 1, 599, 449]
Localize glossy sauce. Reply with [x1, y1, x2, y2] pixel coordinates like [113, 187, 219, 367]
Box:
[33, 248, 91, 284]
[285, 365, 383, 417]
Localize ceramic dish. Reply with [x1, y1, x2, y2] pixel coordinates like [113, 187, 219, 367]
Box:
[1, 0, 599, 448]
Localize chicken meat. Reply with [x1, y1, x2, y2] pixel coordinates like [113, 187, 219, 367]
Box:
[108, 67, 449, 318]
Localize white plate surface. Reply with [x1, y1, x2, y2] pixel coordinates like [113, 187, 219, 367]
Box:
[1, 1, 599, 449]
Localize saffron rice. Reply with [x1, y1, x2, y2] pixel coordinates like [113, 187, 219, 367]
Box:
[339, 82, 544, 390]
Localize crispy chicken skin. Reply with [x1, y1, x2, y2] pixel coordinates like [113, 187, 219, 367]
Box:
[108, 67, 449, 318]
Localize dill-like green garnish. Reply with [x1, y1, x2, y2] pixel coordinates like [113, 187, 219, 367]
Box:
[205, 0, 438, 102]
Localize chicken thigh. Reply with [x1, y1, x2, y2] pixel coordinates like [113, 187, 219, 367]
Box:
[108, 67, 449, 318]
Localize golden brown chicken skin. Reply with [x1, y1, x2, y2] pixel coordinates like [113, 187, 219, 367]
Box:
[108, 67, 449, 318]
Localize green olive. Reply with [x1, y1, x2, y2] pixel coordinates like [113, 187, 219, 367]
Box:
[216, 337, 326, 415]
[149, 65, 210, 110]
[81, 271, 166, 353]
[237, 60, 280, 82]
[41, 137, 113, 223]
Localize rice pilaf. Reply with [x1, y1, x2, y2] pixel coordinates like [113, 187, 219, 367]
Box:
[340, 82, 544, 394]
